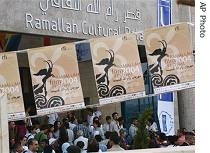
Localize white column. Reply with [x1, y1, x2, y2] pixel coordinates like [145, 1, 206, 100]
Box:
[0, 93, 9, 153]
[177, 88, 195, 131]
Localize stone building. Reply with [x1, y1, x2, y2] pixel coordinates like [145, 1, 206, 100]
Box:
[0, 0, 195, 132]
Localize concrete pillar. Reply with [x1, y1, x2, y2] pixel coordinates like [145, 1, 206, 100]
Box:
[177, 88, 195, 131]
[172, 1, 195, 132]
[174, 92, 180, 134]
[0, 93, 9, 153]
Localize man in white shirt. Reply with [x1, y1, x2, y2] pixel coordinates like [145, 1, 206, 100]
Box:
[74, 130, 88, 150]
[25, 138, 39, 153]
[47, 113, 58, 125]
[103, 116, 112, 133]
[111, 112, 120, 133]
[86, 108, 94, 127]
[129, 118, 138, 139]
[14, 143, 24, 153]
[146, 118, 158, 133]
[48, 138, 57, 153]
[93, 107, 102, 119]
[107, 132, 124, 152]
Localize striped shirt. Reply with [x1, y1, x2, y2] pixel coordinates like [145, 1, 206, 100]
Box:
[73, 124, 89, 139]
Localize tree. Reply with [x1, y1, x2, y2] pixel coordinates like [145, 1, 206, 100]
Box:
[133, 108, 153, 149]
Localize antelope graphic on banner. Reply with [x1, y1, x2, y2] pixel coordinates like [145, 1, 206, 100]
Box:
[144, 22, 195, 94]
[90, 33, 145, 105]
[27, 43, 85, 115]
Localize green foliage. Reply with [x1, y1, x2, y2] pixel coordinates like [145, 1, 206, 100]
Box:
[133, 108, 153, 149]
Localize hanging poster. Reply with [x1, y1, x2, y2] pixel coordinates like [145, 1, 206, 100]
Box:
[90, 33, 145, 105]
[144, 23, 195, 94]
[27, 43, 84, 116]
[0, 52, 25, 120]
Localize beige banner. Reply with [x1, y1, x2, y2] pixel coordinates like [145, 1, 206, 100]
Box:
[27, 43, 84, 115]
[90, 33, 145, 105]
[0, 52, 25, 120]
[144, 23, 195, 94]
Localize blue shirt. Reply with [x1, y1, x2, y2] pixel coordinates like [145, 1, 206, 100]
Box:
[73, 124, 89, 139]
[99, 143, 107, 152]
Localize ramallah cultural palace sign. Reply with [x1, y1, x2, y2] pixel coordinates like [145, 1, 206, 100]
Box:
[0, 0, 157, 39]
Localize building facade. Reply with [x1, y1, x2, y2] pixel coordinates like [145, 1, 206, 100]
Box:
[0, 0, 195, 131]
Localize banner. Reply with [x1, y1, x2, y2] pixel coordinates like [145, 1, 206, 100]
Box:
[27, 43, 84, 115]
[157, 0, 174, 136]
[144, 23, 195, 94]
[90, 33, 145, 105]
[0, 52, 25, 120]
[158, 93, 174, 136]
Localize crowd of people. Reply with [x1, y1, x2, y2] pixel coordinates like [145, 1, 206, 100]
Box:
[8, 108, 195, 153]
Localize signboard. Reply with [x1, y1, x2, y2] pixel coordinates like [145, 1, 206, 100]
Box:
[0, 0, 157, 39]
[157, 0, 175, 136]
[158, 0, 171, 27]
[90, 33, 145, 105]
[0, 52, 25, 120]
[144, 23, 195, 94]
[158, 93, 174, 136]
[27, 43, 84, 115]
